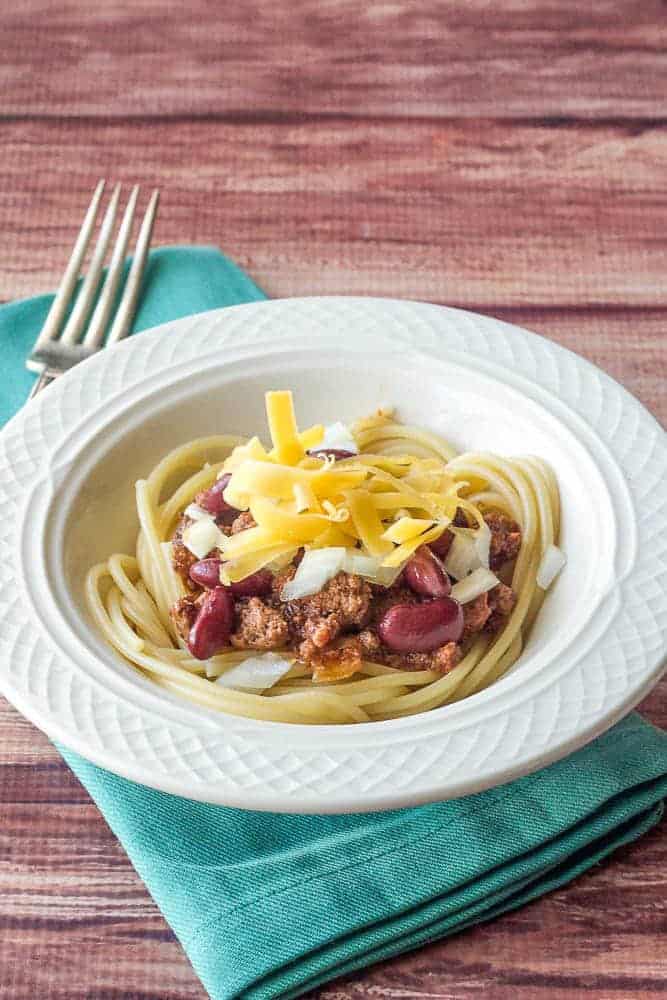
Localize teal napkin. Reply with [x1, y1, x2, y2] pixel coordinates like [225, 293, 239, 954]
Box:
[1, 246, 666, 1000]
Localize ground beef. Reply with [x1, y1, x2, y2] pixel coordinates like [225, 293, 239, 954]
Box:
[462, 592, 491, 639]
[358, 628, 383, 659]
[309, 636, 364, 682]
[484, 511, 522, 569]
[170, 595, 199, 642]
[230, 511, 257, 534]
[406, 643, 462, 674]
[271, 564, 296, 600]
[283, 572, 373, 653]
[230, 597, 290, 650]
[485, 583, 517, 633]
[491, 581, 516, 616]
[462, 583, 516, 639]
[302, 615, 341, 649]
[356, 631, 461, 675]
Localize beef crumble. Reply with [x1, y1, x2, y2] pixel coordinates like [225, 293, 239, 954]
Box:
[462, 583, 516, 639]
[170, 594, 200, 639]
[171, 516, 199, 590]
[484, 511, 522, 569]
[356, 630, 461, 674]
[309, 636, 364, 683]
[284, 570, 373, 664]
[230, 511, 257, 534]
[231, 597, 290, 650]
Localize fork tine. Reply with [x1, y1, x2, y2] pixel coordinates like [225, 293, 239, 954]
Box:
[60, 183, 121, 346]
[106, 189, 160, 345]
[83, 185, 140, 348]
[30, 179, 106, 357]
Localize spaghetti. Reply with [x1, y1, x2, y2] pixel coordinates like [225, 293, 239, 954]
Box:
[86, 393, 563, 724]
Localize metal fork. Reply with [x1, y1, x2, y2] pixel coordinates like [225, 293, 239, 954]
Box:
[27, 180, 160, 397]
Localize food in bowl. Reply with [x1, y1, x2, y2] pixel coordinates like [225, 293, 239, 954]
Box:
[86, 391, 564, 724]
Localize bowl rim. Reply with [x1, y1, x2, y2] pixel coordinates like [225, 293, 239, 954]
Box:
[0, 296, 665, 813]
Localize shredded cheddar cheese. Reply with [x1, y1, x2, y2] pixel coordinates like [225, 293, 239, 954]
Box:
[266, 390, 304, 465]
[215, 390, 467, 579]
[382, 516, 436, 545]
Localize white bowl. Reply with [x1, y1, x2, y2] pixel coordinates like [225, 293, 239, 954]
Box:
[0, 297, 665, 813]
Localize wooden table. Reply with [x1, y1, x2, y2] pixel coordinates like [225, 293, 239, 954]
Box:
[1, 3, 665, 997]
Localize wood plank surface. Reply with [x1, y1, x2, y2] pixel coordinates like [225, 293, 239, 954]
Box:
[2, 119, 667, 308]
[2, 1, 667, 119]
[0, 1, 665, 998]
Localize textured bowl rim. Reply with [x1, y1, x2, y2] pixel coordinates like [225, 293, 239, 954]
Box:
[0, 296, 665, 813]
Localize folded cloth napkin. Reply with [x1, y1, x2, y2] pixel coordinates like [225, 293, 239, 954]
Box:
[1, 246, 666, 1000]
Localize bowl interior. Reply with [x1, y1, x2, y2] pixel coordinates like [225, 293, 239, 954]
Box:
[48, 344, 617, 723]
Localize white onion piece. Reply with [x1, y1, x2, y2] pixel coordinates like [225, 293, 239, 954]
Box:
[537, 544, 566, 589]
[372, 564, 406, 587]
[182, 517, 226, 559]
[474, 521, 491, 569]
[317, 421, 359, 455]
[343, 551, 381, 577]
[280, 547, 346, 600]
[183, 503, 213, 522]
[215, 652, 293, 690]
[443, 533, 480, 580]
[450, 567, 499, 604]
[342, 551, 404, 587]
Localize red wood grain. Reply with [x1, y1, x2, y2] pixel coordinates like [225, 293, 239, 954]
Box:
[1, 1, 666, 120]
[0, 1, 665, 997]
[2, 119, 667, 311]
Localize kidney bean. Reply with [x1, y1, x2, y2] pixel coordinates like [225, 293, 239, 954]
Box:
[404, 545, 451, 598]
[308, 448, 356, 461]
[377, 596, 463, 652]
[228, 569, 273, 598]
[429, 530, 454, 560]
[189, 558, 223, 589]
[189, 558, 272, 598]
[196, 473, 238, 523]
[188, 587, 235, 660]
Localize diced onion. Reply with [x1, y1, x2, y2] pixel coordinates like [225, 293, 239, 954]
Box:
[215, 652, 293, 690]
[182, 518, 227, 559]
[537, 544, 566, 589]
[372, 564, 405, 587]
[444, 534, 480, 580]
[342, 550, 404, 587]
[280, 547, 346, 600]
[183, 503, 213, 522]
[318, 421, 359, 455]
[474, 520, 491, 569]
[450, 567, 499, 604]
[343, 551, 381, 577]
